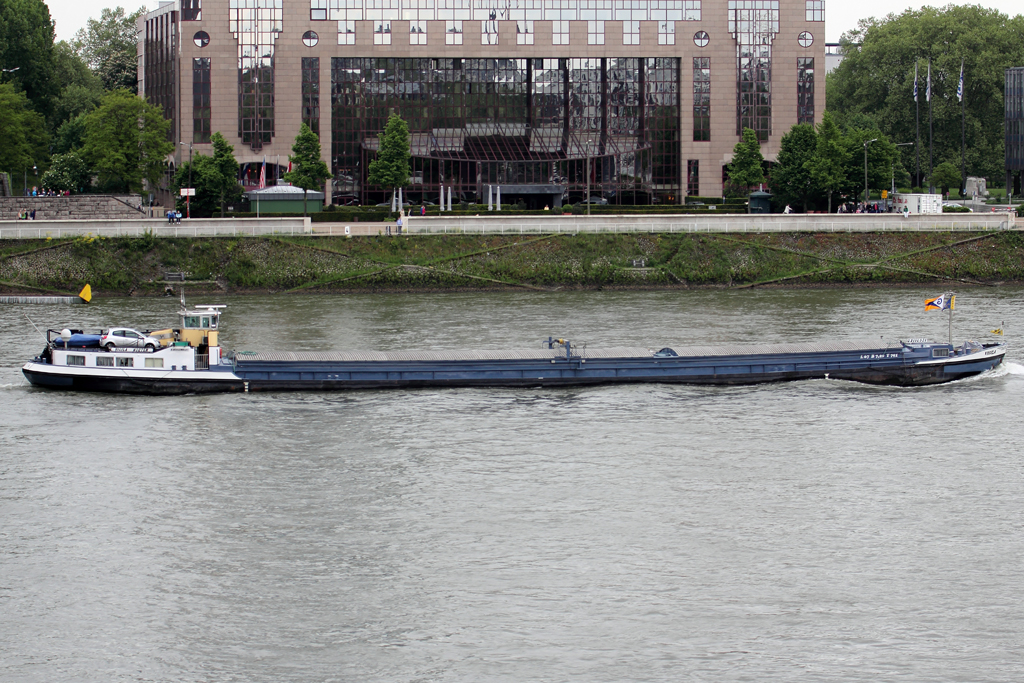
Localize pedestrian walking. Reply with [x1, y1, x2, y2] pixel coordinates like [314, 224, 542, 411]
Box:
[396, 214, 403, 235]
[420, 204, 426, 216]
[783, 204, 792, 214]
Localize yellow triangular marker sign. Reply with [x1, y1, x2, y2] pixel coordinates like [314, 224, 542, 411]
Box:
[78, 284, 92, 303]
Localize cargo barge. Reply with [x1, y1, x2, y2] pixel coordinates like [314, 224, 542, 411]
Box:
[22, 301, 1007, 395]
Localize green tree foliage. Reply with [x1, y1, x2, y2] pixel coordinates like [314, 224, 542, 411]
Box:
[0, 83, 48, 177]
[931, 161, 961, 196]
[806, 112, 850, 213]
[172, 155, 223, 218]
[826, 5, 1024, 183]
[211, 132, 242, 217]
[73, 6, 146, 94]
[50, 41, 103, 131]
[728, 128, 766, 189]
[82, 89, 173, 193]
[368, 113, 411, 196]
[40, 152, 91, 193]
[53, 112, 89, 155]
[284, 123, 332, 216]
[0, 0, 57, 119]
[769, 123, 818, 212]
[841, 127, 900, 202]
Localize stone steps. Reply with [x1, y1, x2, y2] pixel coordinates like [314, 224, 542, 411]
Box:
[0, 195, 146, 221]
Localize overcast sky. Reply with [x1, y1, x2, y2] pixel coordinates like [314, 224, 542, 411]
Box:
[44, 0, 1024, 44]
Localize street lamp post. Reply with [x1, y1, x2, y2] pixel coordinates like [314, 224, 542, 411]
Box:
[25, 164, 36, 196]
[863, 138, 878, 208]
[179, 141, 193, 219]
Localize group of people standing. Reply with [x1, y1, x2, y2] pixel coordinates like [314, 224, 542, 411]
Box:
[15, 209, 37, 220]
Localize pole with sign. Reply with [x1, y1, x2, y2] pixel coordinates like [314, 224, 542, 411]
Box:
[179, 188, 195, 219]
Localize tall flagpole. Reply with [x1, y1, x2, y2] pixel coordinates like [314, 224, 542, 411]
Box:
[958, 59, 966, 202]
[914, 62, 920, 189]
[927, 58, 933, 193]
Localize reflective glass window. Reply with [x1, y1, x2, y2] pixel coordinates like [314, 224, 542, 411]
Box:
[446, 20, 464, 43]
[193, 57, 211, 143]
[311, 0, 327, 19]
[374, 21, 392, 44]
[694, 30, 708, 47]
[303, 30, 320, 46]
[410, 20, 427, 44]
[693, 57, 710, 141]
[658, 20, 675, 45]
[552, 20, 569, 44]
[339, 20, 356, 44]
[623, 20, 639, 45]
[182, 0, 202, 21]
[303, 57, 320, 135]
[729, 0, 779, 141]
[482, 20, 498, 44]
[587, 20, 604, 45]
[797, 57, 814, 124]
[517, 20, 534, 44]
[687, 159, 699, 195]
[194, 31, 210, 48]
[798, 31, 812, 47]
[805, 0, 824, 22]
[230, 0, 283, 151]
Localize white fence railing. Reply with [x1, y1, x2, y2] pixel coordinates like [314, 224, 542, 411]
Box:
[0, 218, 311, 239]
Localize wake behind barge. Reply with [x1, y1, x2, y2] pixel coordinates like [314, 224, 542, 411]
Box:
[22, 303, 1006, 395]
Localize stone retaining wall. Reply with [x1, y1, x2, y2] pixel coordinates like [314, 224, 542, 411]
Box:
[0, 195, 146, 221]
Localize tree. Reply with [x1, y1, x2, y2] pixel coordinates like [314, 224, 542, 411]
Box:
[827, 5, 1024, 184]
[367, 113, 411, 205]
[40, 152, 91, 193]
[0, 0, 58, 120]
[931, 161, 961, 197]
[82, 89, 173, 194]
[53, 112, 89, 155]
[727, 127, 766, 190]
[284, 123, 332, 217]
[0, 84, 48, 179]
[172, 155, 222, 218]
[806, 111, 849, 213]
[73, 6, 146, 93]
[49, 41, 104, 131]
[840, 127, 899, 203]
[211, 132, 242, 217]
[769, 123, 818, 212]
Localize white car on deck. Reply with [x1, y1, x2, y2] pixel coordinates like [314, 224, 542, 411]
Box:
[100, 328, 160, 350]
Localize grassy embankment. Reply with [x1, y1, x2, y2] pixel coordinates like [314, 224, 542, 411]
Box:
[3, 231, 1024, 296]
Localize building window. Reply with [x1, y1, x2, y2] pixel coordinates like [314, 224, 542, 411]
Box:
[230, 0, 283, 151]
[194, 31, 210, 48]
[116, 357, 134, 368]
[694, 30, 709, 47]
[805, 0, 824, 22]
[66, 355, 85, 366]
[193, 57, 211, 144]
[730, 0, 780, 141]
[517, 20, 534, 45]
[587, 21, 605, 45]
[798, 31, 813, 48]
[311, 0, 327, 20]
[658, 21, 675, 45]
[683, 0, 702, 20]
[446, 20, 463, 44]
[688, 159, 699, 195]
[623, 21, 639, 45]
[339, 21, 355, 45]
[552, 20, 569, 45]
[96, 356, 113, 367]
[482, 20, 498, 45]
[303, 30, 319, 47]
[303, 57, 320, 135]
[410, 21, 427, 44]
[374, 21, 392, 44]
[182, 0, 201, 21]
[798, 57, 814, 124]
[693, 57, 710, 141]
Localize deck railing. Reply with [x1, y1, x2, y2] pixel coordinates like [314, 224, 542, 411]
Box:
[195, 355, 209, 370]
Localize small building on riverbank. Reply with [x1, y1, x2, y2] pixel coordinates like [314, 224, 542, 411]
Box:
[244, 184, 324, 214]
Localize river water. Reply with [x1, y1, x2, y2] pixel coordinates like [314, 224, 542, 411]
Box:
[2, 288, 1024, 682]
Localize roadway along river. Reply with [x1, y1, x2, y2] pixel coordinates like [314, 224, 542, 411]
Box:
[2, 288, 1023, 682]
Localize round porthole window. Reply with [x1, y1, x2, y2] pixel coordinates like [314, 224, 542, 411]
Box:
[303, 30, 319, 47]
[193, 31, 210, 48]
[694, 31, 709, 47]
[798, 31, 813, 47]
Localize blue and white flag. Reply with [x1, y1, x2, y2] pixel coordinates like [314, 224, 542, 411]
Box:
[913, 63, 918, 102]
[926, 60, 931, 102]
[925, 294, 954, 311]
[957, 60, 964, 102]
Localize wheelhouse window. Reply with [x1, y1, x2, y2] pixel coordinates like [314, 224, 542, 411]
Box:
[145, 358, 165, 368]
[117, 357, 134, 368]
[96, 356, 114, 367]
[66, 355, 85, 366]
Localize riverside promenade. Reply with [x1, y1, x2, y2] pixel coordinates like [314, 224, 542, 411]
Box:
[0, 213, 1016, 239]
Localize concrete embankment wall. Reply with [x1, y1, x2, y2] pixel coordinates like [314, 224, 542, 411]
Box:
[0, 213, 1015, 240]
[0, 217, 312, 239]
[0, 195, 146, 221]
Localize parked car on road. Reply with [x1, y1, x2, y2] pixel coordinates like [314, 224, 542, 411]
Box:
[100, 328, 160, 350]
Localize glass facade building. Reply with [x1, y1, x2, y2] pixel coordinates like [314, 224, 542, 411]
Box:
[1007, 67, 1024, 197]
[139, 0, 824, 204]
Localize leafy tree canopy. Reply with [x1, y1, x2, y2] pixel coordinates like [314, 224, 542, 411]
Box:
[931, 161, 961, 196]
[769, 123, 818, 212]
[284, 123, 332, 216]
[368, 113, 411, 190]
[0, 0, 58, 118]
[728, 128, 766, 189]
[50, 41, 103, 130]
[40, 152, 91, 193]
[0, 83, 49, 176]
[73, 6, 146, 93]
[806, 111, 850, 213]
[53, 112, 88, 155]
[82, 89, 173, 193]
[172, 155, 225, 218]
[826, 4, 1024, 183]
[209, 132, 243, 217]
